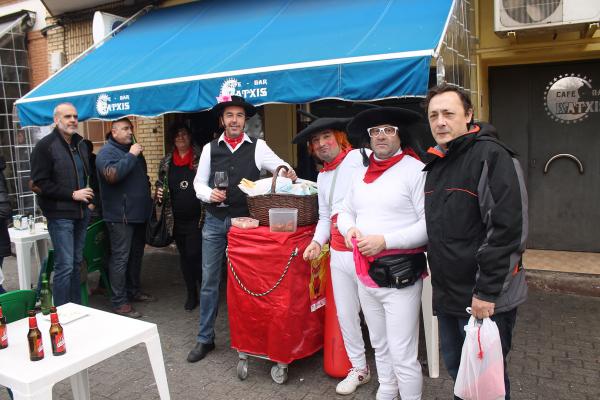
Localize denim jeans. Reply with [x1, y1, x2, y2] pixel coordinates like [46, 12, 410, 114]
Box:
[437, 308, 518, 400]
[106, 222, 146, 308]
[47, 210, 90, 306]
[196, 213, 230, 344]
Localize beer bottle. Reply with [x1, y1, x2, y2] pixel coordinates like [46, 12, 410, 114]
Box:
[0, 305, 7, 349]
[49, 306, 66, 356]
[27, 310, 44, 361]
[40, 273, 53, 315]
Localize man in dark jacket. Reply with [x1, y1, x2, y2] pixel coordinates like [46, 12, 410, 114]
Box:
[30, 103, 94, 305]
[96, 117, 152, 318]
[423, 85, 528, 400]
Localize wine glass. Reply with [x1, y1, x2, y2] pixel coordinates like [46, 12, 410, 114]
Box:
[214, 171, 229, 207]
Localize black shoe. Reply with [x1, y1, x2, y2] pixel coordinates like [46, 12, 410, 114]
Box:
[187, 342, 215, 363]
[184, 296, 199, 311]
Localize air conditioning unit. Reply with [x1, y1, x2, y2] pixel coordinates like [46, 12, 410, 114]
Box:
[494, 0, 600, 37]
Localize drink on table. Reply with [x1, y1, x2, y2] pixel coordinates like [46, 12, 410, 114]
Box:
[40, 273, 53, 315]
[0, 305, 7, 349]
[49, 306, 66, 356]
[27, 310, 44, 361]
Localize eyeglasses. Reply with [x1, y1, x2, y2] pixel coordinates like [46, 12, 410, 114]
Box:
[367, 126, 398, 137]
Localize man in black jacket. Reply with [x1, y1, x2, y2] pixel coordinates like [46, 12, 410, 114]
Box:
[423, 85, 528, 400]
[31, 103, 95, 306]
[96, 117, 153, 318]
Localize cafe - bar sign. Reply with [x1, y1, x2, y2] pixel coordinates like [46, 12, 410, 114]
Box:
[544, 73, 600, 124]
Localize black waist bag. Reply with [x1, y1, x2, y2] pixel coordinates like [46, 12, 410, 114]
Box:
[368, 253, 427, 289]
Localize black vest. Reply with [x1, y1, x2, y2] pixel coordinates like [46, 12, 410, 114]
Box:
[205, 139, 260, 219]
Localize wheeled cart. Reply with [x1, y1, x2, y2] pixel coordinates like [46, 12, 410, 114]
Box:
[227, 226, 324, 384]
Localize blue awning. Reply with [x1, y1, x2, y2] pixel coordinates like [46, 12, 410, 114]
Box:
[16, 0, 454, 127]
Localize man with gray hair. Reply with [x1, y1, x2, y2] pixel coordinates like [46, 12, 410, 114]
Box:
[31, 102, 95, 305]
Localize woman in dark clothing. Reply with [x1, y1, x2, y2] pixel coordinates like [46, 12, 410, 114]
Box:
[0, 156, 12, 294]
[156, 123, 203, 311]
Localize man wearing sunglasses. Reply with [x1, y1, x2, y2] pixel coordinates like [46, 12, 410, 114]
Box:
[337, 107, 427, 400]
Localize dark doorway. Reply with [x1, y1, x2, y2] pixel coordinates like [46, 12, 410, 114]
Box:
[490, 60, 600, 252]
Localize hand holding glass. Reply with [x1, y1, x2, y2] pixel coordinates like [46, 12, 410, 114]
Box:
[214, 171, 229, 207]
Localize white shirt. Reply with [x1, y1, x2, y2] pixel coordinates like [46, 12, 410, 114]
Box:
[193, 132, 291, 203]
[312, 149, 370, 246]
[337, 151, 428, 250]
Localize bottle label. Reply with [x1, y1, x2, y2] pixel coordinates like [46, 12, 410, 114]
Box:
[0, 326, 7, 347]
[53, 332, 66, 353]
[35, 338, 44, 357]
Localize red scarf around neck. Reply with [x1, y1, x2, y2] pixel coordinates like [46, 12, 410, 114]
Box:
[223, 134, 244, 150]
[321, 147, 352, 172]
[363, 147, 420, 184]
[173, 149, 194, 169]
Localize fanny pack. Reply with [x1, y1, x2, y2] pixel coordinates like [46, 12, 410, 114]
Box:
[368, 253, 426, 289]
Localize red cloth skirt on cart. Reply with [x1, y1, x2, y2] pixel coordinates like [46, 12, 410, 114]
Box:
[227, 225, 324, 364]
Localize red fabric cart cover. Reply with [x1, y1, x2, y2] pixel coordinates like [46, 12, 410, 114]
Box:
[227, 225, 324, 364]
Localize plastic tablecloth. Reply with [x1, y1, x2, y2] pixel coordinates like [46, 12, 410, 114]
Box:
[227, 225, 324, 364]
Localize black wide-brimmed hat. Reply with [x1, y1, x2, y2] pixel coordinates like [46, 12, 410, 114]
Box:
[212, 95, 257, 118]
[292, 117, 351, 144]
[347, 107, 423, 140]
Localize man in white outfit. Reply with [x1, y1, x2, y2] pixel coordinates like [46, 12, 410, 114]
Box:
[337, 107, 428, 400]
[294, 118, 371, 395]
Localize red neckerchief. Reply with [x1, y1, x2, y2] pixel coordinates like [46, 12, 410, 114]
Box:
[223, 134, 244, 150]
[173, 149, 194, 169]
[363, 147, 419, 184]
[321, 147, 352, 172]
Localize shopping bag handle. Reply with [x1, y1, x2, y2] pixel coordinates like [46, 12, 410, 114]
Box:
[465, 307, 483, 326]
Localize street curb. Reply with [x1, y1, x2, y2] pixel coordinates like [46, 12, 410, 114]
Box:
[526, 269, 600, 297]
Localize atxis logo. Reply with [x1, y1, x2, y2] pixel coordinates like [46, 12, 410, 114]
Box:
[544, 74, 599, 124]
[219, 77, 268, 99]
[96, 93, 131, 116]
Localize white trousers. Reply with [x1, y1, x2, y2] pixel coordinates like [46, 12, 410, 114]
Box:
[358, 279, 423, 400]
[330, 248, 367, 370]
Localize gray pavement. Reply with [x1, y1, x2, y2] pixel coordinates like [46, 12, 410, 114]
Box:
[1, 246, 599, 400]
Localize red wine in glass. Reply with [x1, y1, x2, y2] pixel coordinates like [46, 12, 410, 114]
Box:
[214, 171, 228, 207]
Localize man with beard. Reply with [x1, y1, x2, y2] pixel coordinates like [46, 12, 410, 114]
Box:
[294, 118, 371, 395]
[31, 103, 95, 306]
[189, 95, 296, 362]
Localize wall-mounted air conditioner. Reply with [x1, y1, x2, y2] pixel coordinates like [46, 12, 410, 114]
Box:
[494, 0, 600, 37]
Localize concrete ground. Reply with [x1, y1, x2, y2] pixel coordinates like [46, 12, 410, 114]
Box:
[1, 246, 599, 400]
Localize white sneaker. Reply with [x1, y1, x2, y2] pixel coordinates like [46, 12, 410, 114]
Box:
[335, 367, 371, 395]
[375, 388, 399, 400]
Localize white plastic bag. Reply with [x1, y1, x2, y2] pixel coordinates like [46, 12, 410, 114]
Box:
[454, 316, 506, 400]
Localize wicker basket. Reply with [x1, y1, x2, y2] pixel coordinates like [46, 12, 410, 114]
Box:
[247, 166, 318, 226]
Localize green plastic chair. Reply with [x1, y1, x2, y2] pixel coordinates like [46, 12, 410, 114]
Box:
[80, 220, 111, 305]
[0, 290, 36, 323]
[43, 220, 111, 306]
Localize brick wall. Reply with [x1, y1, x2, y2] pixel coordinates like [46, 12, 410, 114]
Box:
[27, 30, 48, 88]
[44, 17, 165, 185]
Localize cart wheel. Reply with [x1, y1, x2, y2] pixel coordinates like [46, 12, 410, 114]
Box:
[270, 364, 288, 384]
[237, 358, 249, 380]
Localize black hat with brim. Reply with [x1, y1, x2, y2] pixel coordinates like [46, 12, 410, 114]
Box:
[212, 95, 257, 118]
[292, 117, 351, 144]
[347, 107, 423, 140]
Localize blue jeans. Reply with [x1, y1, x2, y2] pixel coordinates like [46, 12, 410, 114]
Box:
[437, 308, 518, 400]
[196, 213, 230, 344]
[47, 210, 90, 306]
[106, 222, 146, 308]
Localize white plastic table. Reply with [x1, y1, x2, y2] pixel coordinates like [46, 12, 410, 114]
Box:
[8, 223, 51, 290]
[0, 303, 171, 399]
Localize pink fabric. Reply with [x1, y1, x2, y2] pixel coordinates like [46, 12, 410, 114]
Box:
[351, 238, 428, 287]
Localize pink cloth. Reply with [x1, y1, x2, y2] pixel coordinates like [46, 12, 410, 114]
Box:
[351, 237, 427, 288]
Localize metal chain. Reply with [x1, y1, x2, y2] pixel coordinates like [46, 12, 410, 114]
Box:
[226, 246, 298, 297]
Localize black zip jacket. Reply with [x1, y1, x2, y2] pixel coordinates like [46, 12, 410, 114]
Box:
[423, 122, 528, 317]
[30, 127, 92, 220]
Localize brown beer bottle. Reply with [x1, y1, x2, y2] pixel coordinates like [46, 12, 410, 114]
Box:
[0, 305, 8, 349]
[27, 310, 44, 361]
[49, 306, 66, 356]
